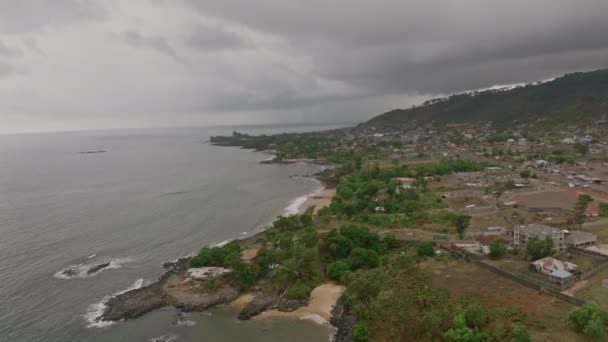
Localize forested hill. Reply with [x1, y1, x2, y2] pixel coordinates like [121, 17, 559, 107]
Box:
[365, 68, 608, 128]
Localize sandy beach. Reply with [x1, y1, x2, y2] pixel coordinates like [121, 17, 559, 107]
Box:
[256, 283, 344, 321]
[298, 188, 336, 214]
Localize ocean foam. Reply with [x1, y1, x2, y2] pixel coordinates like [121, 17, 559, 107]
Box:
[84, 278, 144, 328]
[54, 257, 132, 279]
[283, 181, 324, 216]
[299, 314, 337, 342]
[149, 334, 178, 342]
[212, 239, 232, 247]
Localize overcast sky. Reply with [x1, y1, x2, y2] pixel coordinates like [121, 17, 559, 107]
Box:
[1, 0, 607, 133]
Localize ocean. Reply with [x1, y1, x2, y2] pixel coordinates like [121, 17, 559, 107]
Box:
[0, 124, 348, 342]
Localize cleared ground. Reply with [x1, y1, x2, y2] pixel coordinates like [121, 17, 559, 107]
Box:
[425, 260, 583, 341]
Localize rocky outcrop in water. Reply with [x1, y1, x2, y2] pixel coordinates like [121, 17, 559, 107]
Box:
[237, 293, 278, 320]
[87, 261, 111, 274]
[100, 258, 239, 322]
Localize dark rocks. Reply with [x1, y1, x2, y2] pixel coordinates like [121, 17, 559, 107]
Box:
[276, 298, 308, 312]
[87, 261, 111, 274]
[238, 293, 278, 320]
[330, 302, 355, 342]
[102, 282, 165, 321]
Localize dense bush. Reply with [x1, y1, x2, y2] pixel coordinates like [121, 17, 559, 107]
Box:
[327, 260, 350, 281]
[285, 282, 311, 300]
[417, 241, 435, 257]
[569, 302, 607, 340]
[191, 243, 241, 268]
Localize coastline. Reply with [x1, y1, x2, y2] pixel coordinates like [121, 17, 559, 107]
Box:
[89, 153, 340, 337]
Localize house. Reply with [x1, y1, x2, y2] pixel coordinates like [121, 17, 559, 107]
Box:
[584, 207, 599, 217]
[476, 235, 498, 254]
[566, 230, 597, 248]
[531, 257, 578, 288]
[395, 177, 416, 188]
[513, 224, 566, 250]
[187, 267, 232, 280]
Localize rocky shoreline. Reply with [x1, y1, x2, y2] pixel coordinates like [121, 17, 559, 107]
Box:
[97, 257, 341, 324]
[94, 152, 347, 339]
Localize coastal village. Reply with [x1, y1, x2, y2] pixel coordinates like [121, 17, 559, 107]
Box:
[101, 113, 608, 341]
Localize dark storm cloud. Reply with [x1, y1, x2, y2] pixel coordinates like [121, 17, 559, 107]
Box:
[120, 29, 177, 58]
[186, 25, 249, 51]
[184, 0, 608, 94]
[0, 0, 107, 34]
[2, 0, 608, 132]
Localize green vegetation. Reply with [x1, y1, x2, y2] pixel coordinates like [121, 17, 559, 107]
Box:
[525, 236, 555, 259]
[489, 238, 507, 258]
[417, 241, 435, 258]
[574, 194, 594, 228]
[569, 302, 608, 341]
[600, 203, 608, 217]
[454, 215, 472, 240]
[325, 160, 490, 229]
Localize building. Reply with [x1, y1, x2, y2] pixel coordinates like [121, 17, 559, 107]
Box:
[476, 235, 498, 254]
[531, 257, 578, 288]
[566, 231, 598, 248]
[395, 177, 416, 189]
[513, 224, 566, 251]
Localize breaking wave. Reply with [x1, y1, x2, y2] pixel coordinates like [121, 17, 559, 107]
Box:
[54, 258, 132, 279]
[84, 278, 145, 328]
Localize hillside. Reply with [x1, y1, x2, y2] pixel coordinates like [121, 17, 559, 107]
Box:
[365, 68, 608, 128]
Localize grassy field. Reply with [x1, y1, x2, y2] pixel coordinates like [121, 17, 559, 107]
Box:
[424, 260, 583, 341]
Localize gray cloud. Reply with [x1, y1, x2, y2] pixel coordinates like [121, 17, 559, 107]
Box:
[1, 0, 608, 133]
[120, 29, 177, 58]
[0, 0, 107, 34]
[0, 61, 16, 76]
[186, 25, 249, 51]
[184, 0, 608, 95]
[0, 40, 21, 57]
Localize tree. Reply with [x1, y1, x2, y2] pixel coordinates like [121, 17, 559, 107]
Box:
[232, 263, 259, 290]
[574, 194, 594, 229]
[519, 170, 531, 178]
[349, 248, 380, 269]
[569, 302, 607, 332]
[464, 303, 488, 328]
[489, 238, 507, 258]
[454, 215, 472, 240]
[509, 323, 531, 342]
[526, 236, 554, 259]
[600, 203, 608, 217]
[417, 241, 435, 257]
[575, 194, 594, 211]
[327, 260, 350, 281]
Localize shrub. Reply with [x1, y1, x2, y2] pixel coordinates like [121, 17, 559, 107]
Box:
[489, 238, 507, 258]
[509, 323, 531, 342]
[352, 322, 369, 342]
[417, 241, 435, 257]
[569, 302, 607, 333]
[349, 248, 380, 269]
[285, 282, 310, 300]
[327, 260, 350, 281]
[232, 263, 259, 290]
[191, 243, 241, 267]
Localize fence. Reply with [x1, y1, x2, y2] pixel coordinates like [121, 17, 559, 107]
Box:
[441, 245, 586, 306]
